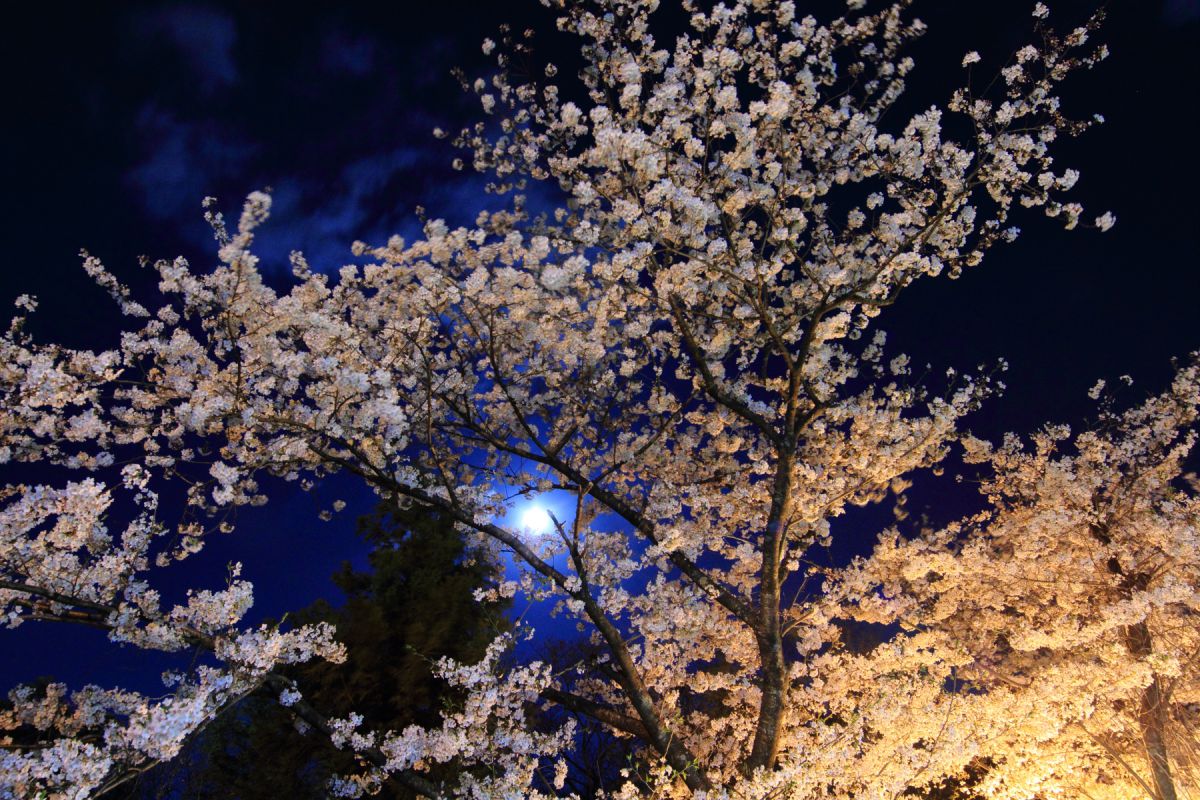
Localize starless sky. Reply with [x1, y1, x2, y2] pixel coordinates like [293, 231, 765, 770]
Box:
[0, 0, 1198, 693]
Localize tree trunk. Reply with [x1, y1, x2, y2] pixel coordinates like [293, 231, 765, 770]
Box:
[746, 456, 793, 773]
[748, 628, 788, 771]
[1127, 620, 1178, 800]
[1096, 530, 1179, 800]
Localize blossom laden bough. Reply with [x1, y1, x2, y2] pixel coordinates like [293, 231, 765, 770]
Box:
[822, 361, 1200, 799]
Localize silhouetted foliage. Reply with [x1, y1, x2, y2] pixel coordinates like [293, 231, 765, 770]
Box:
[110, 504, 507, 799]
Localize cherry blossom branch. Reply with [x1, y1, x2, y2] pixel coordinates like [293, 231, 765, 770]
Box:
[667, 295, 783, 449]
[301, 438, 714, 790]
[259, 674, 443, 799]
[541, 686, 649, 739]
[433, 389, 759, 627]
[1, 578, 444, 797]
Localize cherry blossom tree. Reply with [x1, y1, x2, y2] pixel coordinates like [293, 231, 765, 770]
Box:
[822, 367, 1199, 800]
[5, 1, 1192, 798]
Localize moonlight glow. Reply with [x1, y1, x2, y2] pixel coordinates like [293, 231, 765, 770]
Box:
[520, 505, 553, 534]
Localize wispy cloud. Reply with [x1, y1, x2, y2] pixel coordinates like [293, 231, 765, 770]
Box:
[253, 148, 430, 270]
[124, 104, 257, 249]
[131, 4, 239, 93]
[115, 4, 523, 272]
[320, 28, 378, 77]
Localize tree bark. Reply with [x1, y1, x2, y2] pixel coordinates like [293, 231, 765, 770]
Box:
[1126, 620, 1178, 800]
[1092, 522, 1179, 800]
[746, 453, 794, 773]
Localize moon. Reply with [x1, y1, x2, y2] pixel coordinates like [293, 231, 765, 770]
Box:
[520, 505, 553, 534]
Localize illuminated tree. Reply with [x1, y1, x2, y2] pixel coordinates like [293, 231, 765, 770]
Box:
[5, 1, 1186, 798]
[822, 367, 1199, 800]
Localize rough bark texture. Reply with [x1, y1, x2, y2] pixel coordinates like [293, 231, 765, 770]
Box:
[1126, 621, 1178, 800]
[747, 454, 794, 773]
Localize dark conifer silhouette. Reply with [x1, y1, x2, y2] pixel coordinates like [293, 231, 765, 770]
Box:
[109, 503, 507, 799]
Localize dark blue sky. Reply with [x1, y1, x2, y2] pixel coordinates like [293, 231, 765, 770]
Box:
[1, 0, 1198, 696]
[2, 0, 1196, 420]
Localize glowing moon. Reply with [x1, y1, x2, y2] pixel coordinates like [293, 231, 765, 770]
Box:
[520, 505, 553, 533]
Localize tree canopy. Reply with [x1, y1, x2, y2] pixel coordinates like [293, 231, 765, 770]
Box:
[1, 1, 1195, 798]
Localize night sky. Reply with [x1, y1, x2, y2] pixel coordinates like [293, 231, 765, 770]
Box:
[1, 0, 1198, 710]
